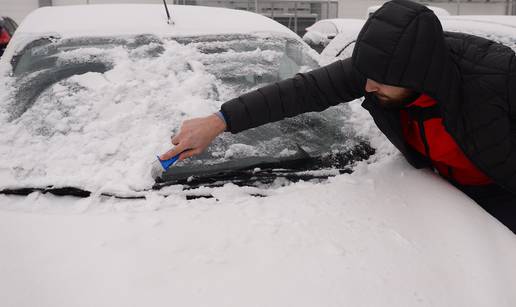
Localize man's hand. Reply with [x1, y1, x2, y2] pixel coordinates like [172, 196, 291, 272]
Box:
[160, 114, 227, 161]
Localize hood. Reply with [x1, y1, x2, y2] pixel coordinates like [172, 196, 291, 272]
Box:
[352, 0, 516, 193]
[352, 0, 455, 102]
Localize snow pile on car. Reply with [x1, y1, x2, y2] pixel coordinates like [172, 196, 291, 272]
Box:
[2, 153, 516, 307]
[0, 35, 316, 195]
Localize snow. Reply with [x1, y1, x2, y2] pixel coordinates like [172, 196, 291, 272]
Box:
[443, 15, 516, 26]
[306, 18, 365, 32]
[2, 154, 516, 307]
[440, 16, 516, 50]
[2, 94, 516, 306]
[319, 20, 364, 64]
[0, 33, 318, 195]
[1, 10, 516, 306]
[0, 4, 327, 196]
[303, 18, 365, 47]
[0, 4, 301, 63]
[17, 4, 297, 38]
[0, 40, 216, 193]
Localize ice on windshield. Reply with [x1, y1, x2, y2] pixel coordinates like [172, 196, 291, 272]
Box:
[0, 33, 361, 194]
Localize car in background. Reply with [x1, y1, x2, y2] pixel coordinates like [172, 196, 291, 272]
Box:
[320, 15, 516, 65]
[305, 5, 451, 55]
[440, 15, 516, 50]
[319, 19, 365, 65]
[367, 4, 451, 18]
[0, 4, 372, 198]
[0, 16, 18, 57]
[302, 18, 365, 53]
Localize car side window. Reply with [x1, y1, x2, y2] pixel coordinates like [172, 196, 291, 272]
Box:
[3, 18, 16, 35]
[7, 17, 18, 29]
[5, 18, 18, 36]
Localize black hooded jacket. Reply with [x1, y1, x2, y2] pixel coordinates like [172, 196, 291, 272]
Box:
[220, 0, 516, 193]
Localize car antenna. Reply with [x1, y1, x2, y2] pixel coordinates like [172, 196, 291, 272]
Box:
[162, 0, 174, 25]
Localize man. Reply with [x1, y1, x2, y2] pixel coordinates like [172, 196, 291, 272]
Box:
[160, 0, 516, 231]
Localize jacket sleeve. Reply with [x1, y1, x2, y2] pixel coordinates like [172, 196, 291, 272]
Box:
[220, 58, 366, 133]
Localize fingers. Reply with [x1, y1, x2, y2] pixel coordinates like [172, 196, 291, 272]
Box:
[161, 147, 200, 162]
[178, 149, 200, 160]
[171, 134, 180, 145]
[172, 120, 191, 145]
[161, 117, 216, 162]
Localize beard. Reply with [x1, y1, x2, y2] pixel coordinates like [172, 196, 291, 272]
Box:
[374, 91, 420, 109]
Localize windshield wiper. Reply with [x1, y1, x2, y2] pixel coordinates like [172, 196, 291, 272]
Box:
[0, 143, 373, 198]
[154, 141, 374, 189]
[0, 186, 146, 199]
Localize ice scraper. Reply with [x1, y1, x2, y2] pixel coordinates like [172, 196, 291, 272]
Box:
[151, 154, 180, 179]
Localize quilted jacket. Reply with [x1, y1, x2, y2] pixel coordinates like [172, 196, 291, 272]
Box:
[220, 0, 516, 193]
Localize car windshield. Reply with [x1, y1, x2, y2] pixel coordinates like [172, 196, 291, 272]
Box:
[9, 34, 314, 119]
[0, 33, 369, 196]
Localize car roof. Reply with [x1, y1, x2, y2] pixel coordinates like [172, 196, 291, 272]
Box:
[17, 4, 298, 39]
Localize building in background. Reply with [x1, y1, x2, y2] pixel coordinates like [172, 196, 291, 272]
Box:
[184, 0, 338, 35]
[1, 0, 515, 36]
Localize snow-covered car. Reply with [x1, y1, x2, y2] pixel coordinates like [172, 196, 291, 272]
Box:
[302, 18, 365, 53]
[319, 19, 365, 65]
[0, 4, 372, 198]
[367, 4, 451, 18]
[320, 15, 516, 65]
[2, 6, 516, 307]
[440, 15, 516, 50]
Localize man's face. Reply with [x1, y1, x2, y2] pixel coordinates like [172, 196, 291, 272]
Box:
[365, 79, 415, 108]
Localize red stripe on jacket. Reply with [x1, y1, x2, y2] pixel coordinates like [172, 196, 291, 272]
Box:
[399, 94, 492, 186]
